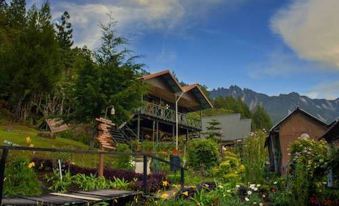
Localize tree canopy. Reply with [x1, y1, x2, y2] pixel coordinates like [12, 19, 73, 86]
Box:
[0, 0, 146, 125]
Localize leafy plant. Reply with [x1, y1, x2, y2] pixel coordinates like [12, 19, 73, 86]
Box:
[211, 150, 245, 182]
[4, 158, 42, 197]
[187, 138, 220, 173]
[286, 136, 329, 206]
[46, 170, 73, 192]
[72, 173, 103, 191]
[110, 177, 130, 190]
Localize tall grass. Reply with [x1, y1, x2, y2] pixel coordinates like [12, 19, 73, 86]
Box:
[240, 130, 268, 183]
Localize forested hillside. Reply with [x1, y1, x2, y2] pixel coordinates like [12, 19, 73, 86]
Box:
[0, 0, 146, 125]
[210, 85, 339, 124]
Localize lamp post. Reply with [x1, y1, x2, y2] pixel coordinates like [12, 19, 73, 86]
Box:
[104, 106, 115, 118]
[175, 92, 185, 150]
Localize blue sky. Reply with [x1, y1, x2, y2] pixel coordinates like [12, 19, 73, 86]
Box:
[44, 0, 339, 99]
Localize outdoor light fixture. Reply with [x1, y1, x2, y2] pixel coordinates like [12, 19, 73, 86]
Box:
[110, 106, 115, 115]
[175, 92, 185, 151]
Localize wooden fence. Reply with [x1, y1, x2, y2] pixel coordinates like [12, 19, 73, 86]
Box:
[0, 146, 186, 205]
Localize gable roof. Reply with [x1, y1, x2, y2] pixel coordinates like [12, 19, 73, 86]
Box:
[141, 70, 183, 93]
[270, 107, 329, 133]
[320, 120, 339, 142]
[182, 84, 213, 109]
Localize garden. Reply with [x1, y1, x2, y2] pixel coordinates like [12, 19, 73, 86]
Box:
[2, 130, 338, 205]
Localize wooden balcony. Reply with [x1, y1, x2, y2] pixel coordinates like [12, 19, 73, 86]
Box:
[139, 102, 201, 130]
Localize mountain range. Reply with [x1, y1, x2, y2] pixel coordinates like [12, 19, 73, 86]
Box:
[209, 85, 339, 124]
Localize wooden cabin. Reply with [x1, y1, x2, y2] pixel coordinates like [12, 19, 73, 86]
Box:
[266, 107, 329, 174]
[117, 70, 213, 143]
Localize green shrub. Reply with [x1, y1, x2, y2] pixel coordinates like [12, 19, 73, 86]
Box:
[112, 143, 134, 170]
[287, 136, 329, 206]
[211, 151, 245, 182]
[4, 158, 42, 197]
[187, 138, 220, 173]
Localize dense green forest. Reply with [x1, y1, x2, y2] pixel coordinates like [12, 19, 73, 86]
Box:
[0, 0, 146, 125]
[0, 0, 271, 131]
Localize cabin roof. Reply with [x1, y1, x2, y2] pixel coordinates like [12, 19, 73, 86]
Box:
[320, 120, 339, 142]
[182, 84, 213, 109]
[141, 70, 183, 93]
[141, 70, 213, 111]
[269, 107, 329, 133]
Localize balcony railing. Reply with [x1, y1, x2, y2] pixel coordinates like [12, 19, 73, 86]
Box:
[139, 102, 201, 129]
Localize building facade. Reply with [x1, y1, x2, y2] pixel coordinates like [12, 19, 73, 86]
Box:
[115, 70, 213, 143]
[202, 113, 251, 144]
[266, 107, 329, 174]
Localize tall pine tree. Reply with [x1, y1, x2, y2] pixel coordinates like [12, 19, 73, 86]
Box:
[72, 18, 146, 124]
[204, 119, 223, 141]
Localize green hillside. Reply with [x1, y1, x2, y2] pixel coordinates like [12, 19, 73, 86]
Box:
[0, 112, 99, 167]
[0, 119, 88, 149]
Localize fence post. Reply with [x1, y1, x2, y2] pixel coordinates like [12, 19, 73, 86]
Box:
[98, 149, 104, 177]
[143, 155, 147, 194]
[180, 167, 185, 189]
[0, 148, 9, 205]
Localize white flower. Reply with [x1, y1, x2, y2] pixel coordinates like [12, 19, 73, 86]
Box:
[236, 185, 240, 188]
[273, 181, 277, 185]
[262, 194, 266, 198]
[226, 190, 231, 193]
[256, 184, 261, 187]
[253, 187, 258, 191]
[247, 191, 252, 195]
[253, 202, 257, 205]
[259, 203, 263, 206]
[245, 197, 249, 201]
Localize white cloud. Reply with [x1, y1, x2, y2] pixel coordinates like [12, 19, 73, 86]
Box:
[304, 81, 339, 99]
[51, 0, 240, 49]
[52, 0, 185, 48]
[248, 49, 316, 79]
[271, 0, 339, 69]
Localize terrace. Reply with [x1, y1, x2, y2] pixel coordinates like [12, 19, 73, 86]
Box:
[139, 102, 201, 130]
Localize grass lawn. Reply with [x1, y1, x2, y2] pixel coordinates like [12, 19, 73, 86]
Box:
[0, 117, 106, 167]
[0, 119, 89, 149]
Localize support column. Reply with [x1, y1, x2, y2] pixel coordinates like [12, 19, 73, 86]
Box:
[156, 121, 159, 143]
[137, 114, 140, 141]
[172, 124, 175, 142]
[98, 147, 104, 177]
[0, 148, 9, 205]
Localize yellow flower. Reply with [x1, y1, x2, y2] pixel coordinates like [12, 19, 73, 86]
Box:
[25, 137, 31, 145]
[28, 162, 35, 168]
[182, 191, 189, 196]
[160, 193, 169, 199]
[29, 143, 34, 147]
[162, 180, 169, 187]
